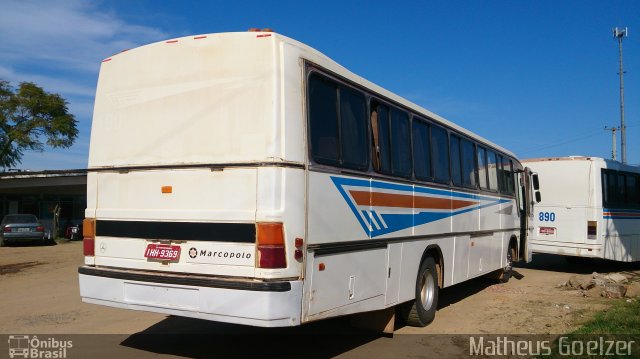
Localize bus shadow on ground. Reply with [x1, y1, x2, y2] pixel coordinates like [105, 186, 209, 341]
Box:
[433, 270, 525, 312]
[120, 315, 381, 358]
[517, 253, 640, 275]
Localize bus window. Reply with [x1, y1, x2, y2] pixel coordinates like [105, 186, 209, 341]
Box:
[391, 109, 412, 177]
[505, 160, 515, 195]
[339, 85, 367, 169]
[371, 101, 391, 173]
[412, 120, 432, 180]
[487, 151, 498, 191]
[461, 138, 476, 188]
[617, 174, 627, 205]
[431, 125, 450, 183]
[606, 171, 618, 205]
[626, 175, 638, 206]
[477, 146, 488, 190]
[309, 74, 339, 165]
[451, 135, 462, 186]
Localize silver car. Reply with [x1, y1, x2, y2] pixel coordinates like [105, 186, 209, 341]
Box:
[0, 214, 46, 246]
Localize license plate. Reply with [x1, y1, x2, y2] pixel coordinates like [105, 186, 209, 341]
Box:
[17, 228, 31, 232]
[539, 227, 555, 235]
[144, 244, 181, 261]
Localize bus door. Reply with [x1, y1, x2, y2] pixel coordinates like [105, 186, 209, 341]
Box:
[518, 167, 540, 262]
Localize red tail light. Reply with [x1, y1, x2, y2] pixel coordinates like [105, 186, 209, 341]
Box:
[256, 223, 286, 268]
[83, 237, 95, 256]
[83, 218, 96, 256]
[36, 226, 44, 232]
[3, 226, 11, 233]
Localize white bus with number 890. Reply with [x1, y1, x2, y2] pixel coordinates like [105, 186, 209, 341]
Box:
[524, 156, 640, 262]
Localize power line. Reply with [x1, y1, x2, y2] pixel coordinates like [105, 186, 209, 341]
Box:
[518, 130, 602, 154]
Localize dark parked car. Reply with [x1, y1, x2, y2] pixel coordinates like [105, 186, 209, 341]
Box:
[0, 214, 46, 246]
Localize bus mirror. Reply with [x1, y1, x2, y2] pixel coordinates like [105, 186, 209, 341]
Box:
[532, 173, 540, 191]
[535, 191, 542, 203]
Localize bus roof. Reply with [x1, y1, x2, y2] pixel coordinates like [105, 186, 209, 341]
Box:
[106, 31, 517, 160]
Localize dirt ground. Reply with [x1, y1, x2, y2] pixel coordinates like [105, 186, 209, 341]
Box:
[1, 241, 639, 357]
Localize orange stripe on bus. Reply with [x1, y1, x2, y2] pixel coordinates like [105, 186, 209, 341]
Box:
[349, 191, 477, 210]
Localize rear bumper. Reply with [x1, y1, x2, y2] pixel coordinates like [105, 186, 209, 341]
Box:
[78, 266, 302, 327]
[530, 239, 602, 258]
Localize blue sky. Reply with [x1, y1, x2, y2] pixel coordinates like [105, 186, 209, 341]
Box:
[1, 0, 638, 169]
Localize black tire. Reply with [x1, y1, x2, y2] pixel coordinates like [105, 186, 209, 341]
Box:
[399, 256, 439, 327]
[495, 245, 516, 283]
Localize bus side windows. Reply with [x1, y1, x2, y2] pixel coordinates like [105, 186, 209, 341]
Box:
[339, 86, 367, 169]
[602, 169, 640, 209]
[371, 101, 391, 173]
[308, 73, 368, 170]
[451, 135, 462, 186]
[308, 74, 339, 165]
[431, 125, 450, 183]
[370, 102, 412, 177]
[501, 158, 515, 195]
[461, 138, 476, 188]
[390, 109, 412, 177]
[486, 150, 499, 191]
[412, 119, 432, 180]
[477, 146, 489, 190]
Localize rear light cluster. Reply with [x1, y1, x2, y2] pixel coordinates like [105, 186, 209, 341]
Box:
[83, 218, 96, 256]
[256, 223, 286, 269]
[36, 226, 45, 232]
[2, 226, 11, 233]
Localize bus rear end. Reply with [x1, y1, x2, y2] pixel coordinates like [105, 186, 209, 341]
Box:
[78, 32, 306, 327]
[524, 158, 603, 258]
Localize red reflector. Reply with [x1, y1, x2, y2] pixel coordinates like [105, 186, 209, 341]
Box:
[102, 58, 112, 62]
[256, 34, 272, 38]
[294, 249, 303, 261]
[166, 40, 178, 43]
[193, 36, 207, 39]
[83, 238, 95, 256]
[258, 246, 286, 268]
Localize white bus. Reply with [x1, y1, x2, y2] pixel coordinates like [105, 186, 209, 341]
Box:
[523, 156, 640, 262]
[79, 31, 537, 329]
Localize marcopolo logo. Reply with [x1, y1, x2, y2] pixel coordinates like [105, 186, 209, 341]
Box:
[8, 335, 72, 359]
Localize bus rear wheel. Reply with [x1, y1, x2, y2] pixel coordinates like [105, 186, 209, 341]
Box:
[399, 256, 439, 327]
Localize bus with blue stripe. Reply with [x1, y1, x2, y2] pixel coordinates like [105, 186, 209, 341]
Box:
[79, 30, 538, 331]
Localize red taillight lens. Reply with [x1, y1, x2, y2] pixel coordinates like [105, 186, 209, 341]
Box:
[83, 218, 96, 256]
[256, 223, 286, 268]
[83, 237, 95, 256]
[3, 226, 11, 233]
[257, 246, 286, 268]
[36, 226, 44, 232]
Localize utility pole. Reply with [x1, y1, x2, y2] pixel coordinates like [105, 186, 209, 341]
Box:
[605, 126, 619, 160]
[613, 27, 628, 164]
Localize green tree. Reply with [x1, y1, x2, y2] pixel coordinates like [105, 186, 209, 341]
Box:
[0, 80, 78, 168]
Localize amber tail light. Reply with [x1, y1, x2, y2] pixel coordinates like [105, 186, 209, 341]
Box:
[83, 218, 96, 256]
[256, 223, 286, 268]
